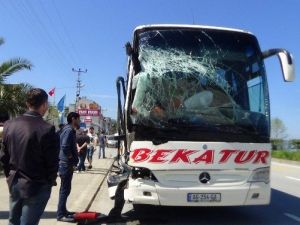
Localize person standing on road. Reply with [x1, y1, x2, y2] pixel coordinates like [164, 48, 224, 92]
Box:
[87, 126, 98, 168]
[57, 112, 80, 222]
[0, 88, 59, 225]
[98, 131, 107, 159]
[76, 129, 90, 172]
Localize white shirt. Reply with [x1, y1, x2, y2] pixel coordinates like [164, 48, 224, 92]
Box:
[87, 132, 98, 148]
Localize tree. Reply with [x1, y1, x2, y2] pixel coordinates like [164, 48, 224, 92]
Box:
[0, 83, 32, 116]
[44, 104, 59, 126]
[271, 118, 288, 139]
[271, 118, 288, 150]
[0, 37, 33, 116]
[108, 120, 117, 134]
[289, 139, 300, 150]
[0, 37, 32, 78]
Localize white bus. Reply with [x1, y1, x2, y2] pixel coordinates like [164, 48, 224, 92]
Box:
[110, 24, 295, 206]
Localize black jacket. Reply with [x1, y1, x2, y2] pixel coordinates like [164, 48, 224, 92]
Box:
[59, 124, 78, 165]
[0, 111, 59, 197]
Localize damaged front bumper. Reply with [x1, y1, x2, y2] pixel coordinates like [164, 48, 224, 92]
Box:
[123, 178, 270, 206]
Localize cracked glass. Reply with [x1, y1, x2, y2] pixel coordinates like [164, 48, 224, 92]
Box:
[130, 28, 269, 137]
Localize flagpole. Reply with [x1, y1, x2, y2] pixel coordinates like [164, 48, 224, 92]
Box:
[53, 88, 56, 107]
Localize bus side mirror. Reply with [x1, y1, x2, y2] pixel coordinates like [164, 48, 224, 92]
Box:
[262, 49, 296, 82]
[125, 42, 133, 56]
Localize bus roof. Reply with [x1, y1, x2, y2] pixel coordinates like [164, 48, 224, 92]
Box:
[133, 24, 252, 35]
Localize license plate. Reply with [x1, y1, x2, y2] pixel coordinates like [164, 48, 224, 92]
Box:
[187, 193, 221, 202]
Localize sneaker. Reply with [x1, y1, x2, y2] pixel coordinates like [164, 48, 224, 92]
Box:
[66, 211, 76, 217]
[57, 216, 75, 222]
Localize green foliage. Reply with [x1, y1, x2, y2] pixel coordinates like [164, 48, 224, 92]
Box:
[0, 37, 32, 79]
[289, 139, 300, 149]
[272, 150, 300, 161]
[271, 139, 284, 150]
[0, 83, 32, 116]
[108, 120, 117, 134]
[271, 118, 287, 139]
[0, 58, 32, 77]
[0, 36, 33, 117]
[44, 105, 59, 125]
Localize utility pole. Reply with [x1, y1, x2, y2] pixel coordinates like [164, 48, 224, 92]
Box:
[72, 68, 87, 110]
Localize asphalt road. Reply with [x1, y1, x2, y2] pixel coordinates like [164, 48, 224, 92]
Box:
[90, 149, 300, 225]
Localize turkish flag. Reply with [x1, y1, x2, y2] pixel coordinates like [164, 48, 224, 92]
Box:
[48, 87, 55, 96]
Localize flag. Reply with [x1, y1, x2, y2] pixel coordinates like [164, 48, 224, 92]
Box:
[57, 95, 66, 112]
[48, 87, 55, 96]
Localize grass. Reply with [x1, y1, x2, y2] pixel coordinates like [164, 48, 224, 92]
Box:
[272, 150, 300, 161]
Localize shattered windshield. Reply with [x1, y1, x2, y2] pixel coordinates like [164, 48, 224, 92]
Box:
[130, 28, 270, 137]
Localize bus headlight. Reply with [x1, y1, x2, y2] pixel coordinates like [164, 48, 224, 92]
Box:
[248, 167, 270, 184]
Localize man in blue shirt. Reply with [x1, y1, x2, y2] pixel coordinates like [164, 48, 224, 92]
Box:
[57, 112, 80, 222]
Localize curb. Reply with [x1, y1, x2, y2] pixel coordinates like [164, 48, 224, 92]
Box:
[76, 158, 116, 225]
[84, 158, 116, 212]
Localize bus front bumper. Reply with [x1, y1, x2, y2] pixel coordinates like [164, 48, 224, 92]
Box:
[124, 179, 270, 206]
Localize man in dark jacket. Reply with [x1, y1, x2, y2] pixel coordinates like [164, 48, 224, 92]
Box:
[76, 128, 90, 172]
[0, 88, 59, 225]
[57, 112, 80, 222]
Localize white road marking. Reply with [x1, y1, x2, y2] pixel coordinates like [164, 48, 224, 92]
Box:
[284, 213, 300, 223]
[272, 162, 300, 169]
[286, 176, 300, 181]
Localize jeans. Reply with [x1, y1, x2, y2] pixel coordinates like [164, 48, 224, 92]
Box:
[57, 163, 73, 219]
[77, 151, 87, 171]
[99, 145, 105, 159]
[9, 180, 51, 225]
[87, 146, 94, 162]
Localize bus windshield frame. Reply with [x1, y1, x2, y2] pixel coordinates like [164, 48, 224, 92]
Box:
[129, 28, 270, 142]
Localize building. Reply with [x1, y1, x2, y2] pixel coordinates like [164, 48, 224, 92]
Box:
[68, 97, 111, 134]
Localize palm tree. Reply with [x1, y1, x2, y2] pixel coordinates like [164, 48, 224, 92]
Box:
[0, 37, 32, 79]
[0, 83, 32, 116]
[0, 37, 33, 116]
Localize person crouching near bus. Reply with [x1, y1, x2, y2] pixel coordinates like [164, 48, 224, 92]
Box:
[87, 127, 98, 169]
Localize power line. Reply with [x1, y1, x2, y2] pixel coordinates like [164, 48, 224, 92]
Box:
[37, 1, 78, 66]
[5, 0, 67, 74]
[51, 0, 85, 66]
[24, 0, 74, 68]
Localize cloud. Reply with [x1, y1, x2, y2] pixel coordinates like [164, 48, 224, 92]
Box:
[89, 94, 117, 99]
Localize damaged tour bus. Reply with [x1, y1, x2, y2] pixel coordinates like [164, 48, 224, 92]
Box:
[108, 24, 295, 207]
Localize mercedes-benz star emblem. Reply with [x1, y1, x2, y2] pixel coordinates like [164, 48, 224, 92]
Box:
[199, 172, 211, 184]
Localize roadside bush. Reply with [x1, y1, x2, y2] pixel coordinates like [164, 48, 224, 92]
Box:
[271, 139, 284, 150]
[272, 150, 300, 161]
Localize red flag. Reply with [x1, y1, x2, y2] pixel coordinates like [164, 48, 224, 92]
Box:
[48, 87, 55, 96]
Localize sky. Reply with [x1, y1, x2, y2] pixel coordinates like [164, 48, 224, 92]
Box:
[0, 0, 299, 138]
